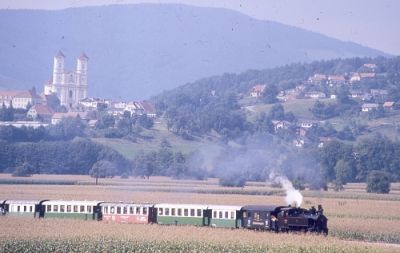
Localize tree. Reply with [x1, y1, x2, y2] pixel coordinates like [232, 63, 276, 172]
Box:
[96, 113, 115, 129]
[134, 150, 157, 179]
[367, 170, 390, 193]
[269, 104, 285, 120]
[334, 159, 353, 187]
[90, 160, 117, 185]
[261, 84, 278, 104]
[12, 162, 34, 177]
[136, 114, 154, 129]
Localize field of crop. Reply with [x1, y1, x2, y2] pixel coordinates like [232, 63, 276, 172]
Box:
[0, 174, 400, 252]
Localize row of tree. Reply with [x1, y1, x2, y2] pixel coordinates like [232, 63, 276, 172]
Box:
[317, 134, 400, 191]
[0, 139, 131, 175]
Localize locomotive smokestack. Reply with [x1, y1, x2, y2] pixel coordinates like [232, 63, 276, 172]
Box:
[269, 172, 303, 207]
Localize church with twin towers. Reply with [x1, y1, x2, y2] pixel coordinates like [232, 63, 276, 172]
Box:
[44, 51, 88, 110]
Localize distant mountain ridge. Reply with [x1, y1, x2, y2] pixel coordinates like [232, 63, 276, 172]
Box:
[0, 4, 388, 99]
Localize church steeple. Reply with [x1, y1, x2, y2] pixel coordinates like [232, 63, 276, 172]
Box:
[53, 50, 65, 84]
[77, 52, 88, 75]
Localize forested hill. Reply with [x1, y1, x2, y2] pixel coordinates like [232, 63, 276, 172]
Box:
[155, 56, 400, 102]
[154, 56, 400, 139]
[0, 4, 387, 99]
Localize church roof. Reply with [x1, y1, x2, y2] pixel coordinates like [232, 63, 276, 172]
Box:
[55, 50, 65, 58]
[30, 104, 54, 116]
[78, 53, 89, 60]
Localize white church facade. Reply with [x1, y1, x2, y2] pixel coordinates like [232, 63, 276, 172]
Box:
[44, 51, 88, 110]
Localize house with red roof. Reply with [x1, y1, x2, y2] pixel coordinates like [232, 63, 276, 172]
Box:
[27, 104, 54, 122]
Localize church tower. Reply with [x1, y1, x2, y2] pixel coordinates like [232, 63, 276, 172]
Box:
[53, 51, 65, 85]
[76, 53, 89, 100]
[44, 51, 89, 111]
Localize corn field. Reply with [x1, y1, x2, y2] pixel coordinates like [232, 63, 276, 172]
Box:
[1, 175, 400, 252]
[1, 237, 398, 253]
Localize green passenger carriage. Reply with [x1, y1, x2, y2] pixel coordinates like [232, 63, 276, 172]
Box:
[6, 200, 47, 218]
[42, 200, 103, 220]
[154, 204, 210, 226]
[208, 205, 243, 228]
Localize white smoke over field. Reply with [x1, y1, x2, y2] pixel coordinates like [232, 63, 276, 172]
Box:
[269, 172, 303, 207]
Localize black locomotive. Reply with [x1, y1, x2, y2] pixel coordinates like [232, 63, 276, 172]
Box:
[241, 205, 328, 234]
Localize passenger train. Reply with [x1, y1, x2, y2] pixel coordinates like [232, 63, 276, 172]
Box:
[0, 199, 328, 234]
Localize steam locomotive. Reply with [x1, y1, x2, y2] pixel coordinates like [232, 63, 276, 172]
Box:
[0, 200, 328, 234]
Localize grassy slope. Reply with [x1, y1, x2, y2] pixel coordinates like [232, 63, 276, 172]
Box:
[94, 98, 399, 159]
[92, 120, 222, 162]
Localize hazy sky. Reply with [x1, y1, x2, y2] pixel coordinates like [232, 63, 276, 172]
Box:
[1, 0, 399, 55]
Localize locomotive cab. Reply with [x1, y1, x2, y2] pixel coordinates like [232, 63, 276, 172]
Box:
[241, 205, 283, 231]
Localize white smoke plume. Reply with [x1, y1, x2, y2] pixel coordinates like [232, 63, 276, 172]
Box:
[269, 172, 303, 207]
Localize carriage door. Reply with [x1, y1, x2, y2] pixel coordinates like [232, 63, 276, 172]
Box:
[149, 207, 157, 223]
[34, 204, 45, 218]
[203, 209, 212, 226]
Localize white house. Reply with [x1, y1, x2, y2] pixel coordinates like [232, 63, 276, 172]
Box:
[361, 103, 379, 112]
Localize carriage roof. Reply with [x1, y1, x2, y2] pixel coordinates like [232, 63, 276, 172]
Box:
[154, 203, 208, 209]
[42, 200, 103, 206]
[207, 205, 242, 211]
[5, 199, 47, 205]
[100, 202, 154, 207]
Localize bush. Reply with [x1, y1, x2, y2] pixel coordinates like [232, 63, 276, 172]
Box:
[219, 173, 246, 187]
[12, 162, 34, 177]
[367, 170, 390, 193]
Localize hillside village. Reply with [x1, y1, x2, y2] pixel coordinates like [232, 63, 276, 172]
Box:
[246, 62, 398, 148]
[0, 51, 156, 128]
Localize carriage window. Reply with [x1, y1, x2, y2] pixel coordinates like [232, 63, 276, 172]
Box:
[23, 206, 27, 212]
[197, 209, 202, 217]
[53, 205, 58, 212]
[104, 206, 108, 214]
[136, 207, 140, 214]
[87, 206, 92, 213]
[117, 207, 121, 214]
[159, 208, 163, 216]
[73, 205, 78, 213]
[67, 205, 72, 212]
[47, 205, 51, 212]
[60, 205, 65, 212]
[225, 211, 229, 219]
[190, 209, 195, 217]
[80, 205, 85, 212]
[110, 207, 115, 214]
[177, 209, 182, 216]
[171, 208, 175, 216]
[123, 207, 127, 214]
[213, 211, 217, 218]
[16, 206, 20, 212]
[30, 206, 33, 212]
[184, 209, 188, 217]
[165, 208, 170, 216]
[219, 211, 223, 219]
[143, 208, 147, 215]
[231, 211, 235, 219]
[129, 207, 134, 214]
[254, 212, 260, 220]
